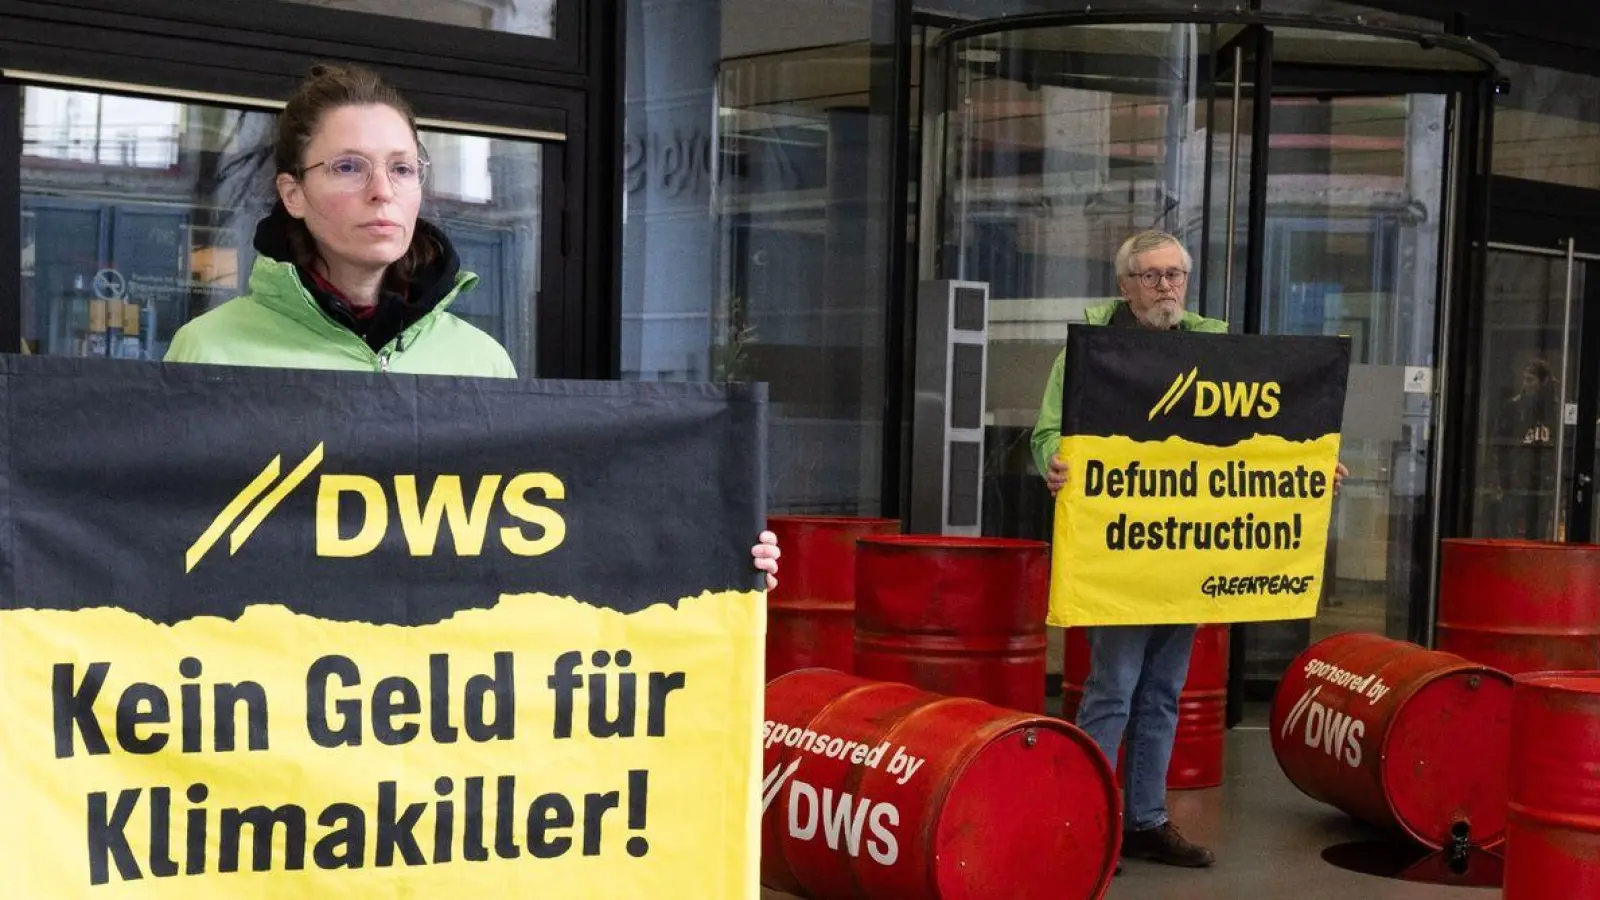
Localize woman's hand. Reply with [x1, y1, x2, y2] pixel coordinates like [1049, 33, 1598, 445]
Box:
[752, 530, 781, 590]
[1334, 462, 1349, 495]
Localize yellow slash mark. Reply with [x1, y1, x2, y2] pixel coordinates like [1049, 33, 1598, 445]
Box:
[1148, 373, 1185, 420]
[1149, 367, 1198, 420]
[1167, 368, 1199, 416]
[229, 442, 326, 556]
[185, 456, 283, 573]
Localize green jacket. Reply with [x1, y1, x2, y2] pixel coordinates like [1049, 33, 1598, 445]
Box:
[1029, 299, 1227, 476]
[164, 255, 517, 378]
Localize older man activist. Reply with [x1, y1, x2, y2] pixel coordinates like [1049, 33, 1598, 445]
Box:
[1030, 230, 1345, 871]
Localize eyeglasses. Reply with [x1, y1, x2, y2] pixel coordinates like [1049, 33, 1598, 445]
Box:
[300, 153, 430, 193]
[1129, 268, 1188, 288]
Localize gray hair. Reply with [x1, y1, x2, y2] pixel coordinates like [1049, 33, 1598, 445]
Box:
[1116, 231, 1193, 277]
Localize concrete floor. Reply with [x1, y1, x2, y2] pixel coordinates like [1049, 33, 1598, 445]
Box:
[762, 727, 1501, 900]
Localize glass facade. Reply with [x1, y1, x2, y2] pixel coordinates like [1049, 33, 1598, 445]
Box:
[613, 5, 1600, 677]
[622, 0, 896, 515]
[7, 3, 1592, 596]
[20, 86, 545, 370]
[10, 0, 1599, 710]
[276, 0, 556, 38]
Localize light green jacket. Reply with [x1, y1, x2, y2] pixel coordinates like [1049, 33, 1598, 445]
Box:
[164, 255, 517, 377]
[1029, 299, 1228, 476]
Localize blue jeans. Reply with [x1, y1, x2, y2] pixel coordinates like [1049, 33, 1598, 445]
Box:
[1075, 624, 1197, 832]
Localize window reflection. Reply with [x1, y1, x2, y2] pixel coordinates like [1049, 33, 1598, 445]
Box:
[1249, 92, 1448, 694]
[942, 24, 1208, 547]
[1494, 62, 1600, 191]
[276, 0, 555, 38]
[621, 0, 891, 517]
[913, 0, 1442, 31]
[712, 40, 888, 515]
[427, 134, 496, 204]
[23, 88, 183, 168]
[19, 86, 543, 372]
[1472, 253, 1584, 541]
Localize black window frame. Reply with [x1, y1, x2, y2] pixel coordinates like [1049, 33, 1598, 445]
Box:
[2, 0, 589, 80]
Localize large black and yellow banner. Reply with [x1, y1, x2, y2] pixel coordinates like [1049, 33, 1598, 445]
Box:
[1049, 326, 1350, 626]
[0, 356, 768, 898]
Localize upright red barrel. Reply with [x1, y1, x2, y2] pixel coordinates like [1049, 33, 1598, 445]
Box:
[1438, 538, 1600, 674]
[761, 668, 1120, 900]
[765, 515, 901, 681]
[853, 535, 1049, 713]
[1504, 671, 1600, 899]
[1269, 632, 1514, 850]
[1174, 624, 1230, 790]
[1061, 624, 1229, 790]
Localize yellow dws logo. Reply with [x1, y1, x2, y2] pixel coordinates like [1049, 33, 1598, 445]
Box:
[185, 443, 566, 572]
[1148, 367, 1281, 421]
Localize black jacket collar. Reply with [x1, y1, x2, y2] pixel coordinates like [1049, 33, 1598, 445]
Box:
[253, 204, 463, 352]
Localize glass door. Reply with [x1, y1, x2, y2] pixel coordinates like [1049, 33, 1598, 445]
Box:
[1229, 85, 1454, 708]
[1472, 238, 1600, 544]
[1199, 24, 1474, 714]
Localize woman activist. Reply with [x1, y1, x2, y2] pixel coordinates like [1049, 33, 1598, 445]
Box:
[165, 62, 780, 586]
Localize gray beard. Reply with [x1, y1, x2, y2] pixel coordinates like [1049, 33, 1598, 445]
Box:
[1139, 302, 1183, 330]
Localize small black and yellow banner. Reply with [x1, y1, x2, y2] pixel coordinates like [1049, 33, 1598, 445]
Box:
[0, 357, 768, 898]
[1049, 326, 1351, 626]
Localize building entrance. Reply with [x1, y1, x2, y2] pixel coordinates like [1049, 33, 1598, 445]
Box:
[911, 11, 1500, 719]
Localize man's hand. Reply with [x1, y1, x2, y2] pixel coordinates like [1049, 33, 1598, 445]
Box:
[1333, 462, 1349, 495]
[1047, 454, 1070, 496]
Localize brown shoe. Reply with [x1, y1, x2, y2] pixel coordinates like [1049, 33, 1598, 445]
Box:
[1122, 822, 1216, 868]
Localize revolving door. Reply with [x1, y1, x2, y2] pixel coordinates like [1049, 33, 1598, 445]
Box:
[914, 11, 1500, 716]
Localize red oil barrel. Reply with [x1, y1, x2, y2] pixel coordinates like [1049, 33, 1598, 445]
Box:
[1438, 538, 1600, 674]
[761, 668, 1120, 900]
[1060, 624, 1230, 790]
[1175, 624, 1230, 790]
[852, 535, 1050, 713]
[765, 515, 901, 681]
[1269, 632, 1514, 850]
[1504, 671, 1600, 899]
